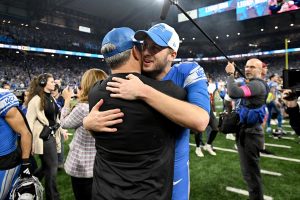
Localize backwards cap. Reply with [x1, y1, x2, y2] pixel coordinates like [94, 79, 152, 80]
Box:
[102, 27, 137, 58]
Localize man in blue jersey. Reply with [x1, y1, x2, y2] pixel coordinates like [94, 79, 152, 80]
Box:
[0, 89, 33, 199]
[266, 73, 283, 135]
[84, 23, 210, 200]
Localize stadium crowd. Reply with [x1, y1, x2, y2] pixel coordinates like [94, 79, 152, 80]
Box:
[0, 20, 100, 53]
[1, 20, 299, 200]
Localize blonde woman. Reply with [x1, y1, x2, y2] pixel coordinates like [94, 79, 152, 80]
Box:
[60, 69, 107, 200]
[26, 73, 63, 200]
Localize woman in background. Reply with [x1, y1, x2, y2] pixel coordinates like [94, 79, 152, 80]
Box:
[25, 73, 64, 200]
[60, 68, 107, 200]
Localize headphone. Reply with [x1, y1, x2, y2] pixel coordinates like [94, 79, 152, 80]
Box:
[39, 73, 48, 87]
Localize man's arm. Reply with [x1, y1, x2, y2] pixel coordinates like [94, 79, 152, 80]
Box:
[5, 107, 32, 160]
[106, 74, 209, 132]
[83, 99, 124, 132]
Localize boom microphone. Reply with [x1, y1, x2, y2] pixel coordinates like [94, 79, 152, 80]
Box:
[160, 0, 171, 20]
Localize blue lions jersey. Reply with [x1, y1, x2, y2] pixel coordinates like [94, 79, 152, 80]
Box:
[163, 62, 210, 200]
[0, 89, 19, 157]
[163, 62, 210, 159]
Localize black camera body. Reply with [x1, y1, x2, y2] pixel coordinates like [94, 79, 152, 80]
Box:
[51, 123, 60, 132]
[282, 69, 300, 100]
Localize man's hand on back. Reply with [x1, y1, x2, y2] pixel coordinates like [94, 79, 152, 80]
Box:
[106, 74, 147, 100]
[83, 99, 124, 132]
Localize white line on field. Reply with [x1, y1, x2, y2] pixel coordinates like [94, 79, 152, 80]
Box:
[67, 133, 73, 136]
[281, 137, 295, 140]
[261, 169, 282, 176]
[226, 186, 273, 200]
[189, 143, 300, 163]
[265, 143, 291, 149]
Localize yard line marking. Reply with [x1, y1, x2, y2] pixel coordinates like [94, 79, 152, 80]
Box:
[260, 169, 282, 176]
[265, 143, 291, 149]
[282, 125, 290, 128]
[189, 143, 238, 153]
[213, 146, 238, 153]
[67, 133, 73, 136]
[189, 143, 300, 163]
[226, 186, 273, 200]
[260, 154, 300, 163]
[281, 137, 295, 140]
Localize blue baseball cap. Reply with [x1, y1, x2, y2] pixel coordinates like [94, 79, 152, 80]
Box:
[101, 27, 137, 58]
[134, 23, 180, 52]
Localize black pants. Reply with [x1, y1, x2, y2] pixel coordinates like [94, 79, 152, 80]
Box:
[237, 125, 264, 200]
[35, 136, 60, 200]
[194, 108, 218, 147]
[71, 176, 93, 200]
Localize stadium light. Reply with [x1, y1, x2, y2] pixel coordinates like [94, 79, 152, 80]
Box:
[7, 21, 10, 24]
[51, 54, 54, 57]
[35, 27, 39, 30]
[260, 28, 264, 32]
[237, 32, 240, 35]
[290, 23, 294, 27]
[79, 26, 91, 33]
[182, 37, 185, 40]
[215, 36, 219, 39]
[226, 34, 229, 37]
[249, 43, 258, 47]
[65, 56, 68, 58]
[192, 37, 195, 40]
[275, 26, 278, 29]
[16, 51, 19, 54]
[79, 57, 82, 60]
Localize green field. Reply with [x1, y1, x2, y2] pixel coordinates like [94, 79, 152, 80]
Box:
[49, 97, 300, 200]
[52, 119, 300, 200]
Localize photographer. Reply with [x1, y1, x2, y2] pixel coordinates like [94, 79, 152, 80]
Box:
[225, 59, 268, 200]
[282, 90, 300, 137]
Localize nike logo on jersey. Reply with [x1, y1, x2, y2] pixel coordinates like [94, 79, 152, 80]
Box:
[173, 178, 183, 186]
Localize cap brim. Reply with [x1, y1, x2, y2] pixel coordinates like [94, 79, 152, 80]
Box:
[134, 30, 168, 47]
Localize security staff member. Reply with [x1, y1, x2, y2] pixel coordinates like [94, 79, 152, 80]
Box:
[225, 59, 268, 200]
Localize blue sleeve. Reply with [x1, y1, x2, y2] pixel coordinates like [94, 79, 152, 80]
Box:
[0, 92, 19, 117]
[180, 62, 210, 114]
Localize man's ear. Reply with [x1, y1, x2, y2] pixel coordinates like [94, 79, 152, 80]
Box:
[168, 50, 177, 62]
[132, 46, 141, 61]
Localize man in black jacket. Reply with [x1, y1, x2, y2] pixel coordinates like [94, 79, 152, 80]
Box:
[89, 27, 186, 200]
[225, 59, 268, 200]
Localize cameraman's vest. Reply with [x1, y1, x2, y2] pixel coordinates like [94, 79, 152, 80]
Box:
[238, 78, 269, 125]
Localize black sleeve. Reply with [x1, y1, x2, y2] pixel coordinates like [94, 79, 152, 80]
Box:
[286, 104, 300, 135]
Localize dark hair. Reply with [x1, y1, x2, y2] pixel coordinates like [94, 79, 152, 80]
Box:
[26, 73, 53, 110]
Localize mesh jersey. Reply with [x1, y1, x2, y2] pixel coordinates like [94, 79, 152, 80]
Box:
[0, 89, 19, 156]
[163, 62, 210, 160]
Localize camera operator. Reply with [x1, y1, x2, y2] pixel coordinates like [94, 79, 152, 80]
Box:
[282, 90, 300, 137]
[225, 59, 268, 200]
